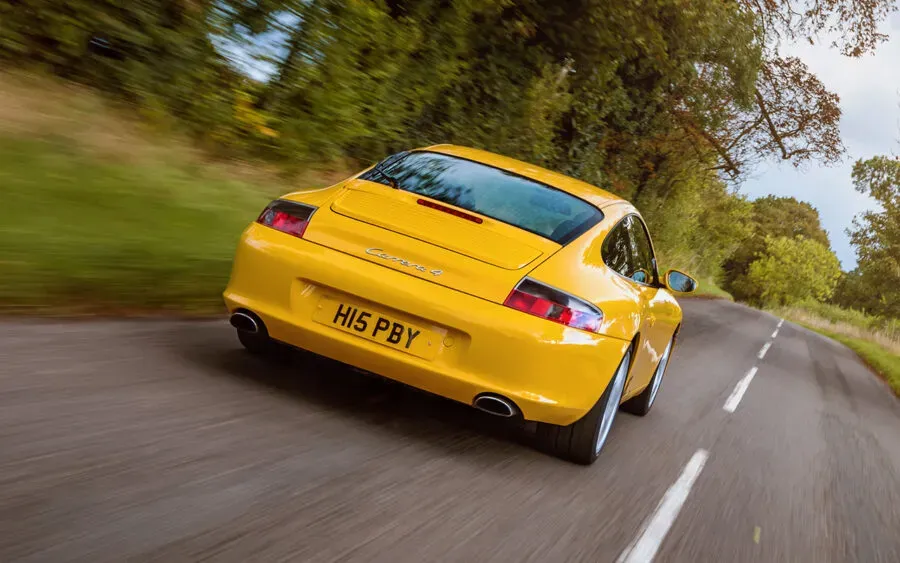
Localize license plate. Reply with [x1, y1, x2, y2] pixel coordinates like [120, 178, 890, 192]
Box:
[313, 298, 440, 360]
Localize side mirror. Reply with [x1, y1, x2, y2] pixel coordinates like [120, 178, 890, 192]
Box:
[664, 269, 698, 293]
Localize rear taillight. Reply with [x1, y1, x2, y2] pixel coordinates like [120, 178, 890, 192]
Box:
[257, 200, 317, 238]
[504, 278, 604, 333]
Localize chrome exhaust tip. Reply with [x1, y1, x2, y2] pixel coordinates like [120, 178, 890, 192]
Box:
[230, 311, 259, 334]
[473, 394, 518, 418]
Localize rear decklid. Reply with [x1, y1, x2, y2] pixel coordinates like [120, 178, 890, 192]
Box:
[331, 180, 545, 269]
[300, 150, 604, 303]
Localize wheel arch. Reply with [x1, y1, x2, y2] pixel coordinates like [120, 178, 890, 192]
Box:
[621, 331, 640, 389]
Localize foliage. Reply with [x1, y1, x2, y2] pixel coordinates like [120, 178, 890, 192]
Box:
[794, 300, 889, 332]
[743, 235, 841, 306]
[749, 195, 831, 246]
[835, 155, 900, 318]
[722, 195, 832, 301]
[641, 168, 753, 282]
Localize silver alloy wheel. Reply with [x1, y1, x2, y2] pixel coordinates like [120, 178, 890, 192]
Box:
[595, 349, 631, 454]
[648, 339, 673, 407]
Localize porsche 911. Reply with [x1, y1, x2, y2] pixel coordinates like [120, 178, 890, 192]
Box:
[223, 145, 697, 464]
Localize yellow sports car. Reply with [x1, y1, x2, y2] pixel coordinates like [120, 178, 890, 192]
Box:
[223, 145, 697, 464]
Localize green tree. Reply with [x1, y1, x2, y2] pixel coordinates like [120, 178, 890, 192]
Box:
[638, 164, 753, 280]
[744, 235, 842, 306]
[841, 155, 900, 317]
[722, 195, 831, 300]
[748, 196, 831, 246]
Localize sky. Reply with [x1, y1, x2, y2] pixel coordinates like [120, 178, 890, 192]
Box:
[741, 14, 900, 269]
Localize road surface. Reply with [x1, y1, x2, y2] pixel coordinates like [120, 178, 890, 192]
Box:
[2, 299, 900, 562]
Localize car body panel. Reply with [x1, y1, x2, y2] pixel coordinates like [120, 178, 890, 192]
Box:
[302, 202, 551, 304]
[522, 201, 683, 400]
[627, 286, 682, 398]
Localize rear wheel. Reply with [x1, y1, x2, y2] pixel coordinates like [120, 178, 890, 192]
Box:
[535, 346, 632, 465]
[622, 336, 674, 416]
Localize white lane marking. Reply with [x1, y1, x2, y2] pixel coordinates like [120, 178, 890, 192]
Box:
[758, 341, 771, 360]
[777, 318, 784, 328]
[771, 328, 779, 339]
[617, 449, 710, 563]
[723, 366, 758, 413]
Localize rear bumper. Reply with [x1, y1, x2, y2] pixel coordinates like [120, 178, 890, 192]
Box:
[223, 224, 631, 425]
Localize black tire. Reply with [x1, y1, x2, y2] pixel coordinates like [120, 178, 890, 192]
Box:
[237, 329, 276, 356]
[535, 347, 632, 465]
[621, 336, 675, 416]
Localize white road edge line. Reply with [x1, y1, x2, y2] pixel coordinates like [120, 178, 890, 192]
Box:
[723, 366, 758, 413]
[617, 449, 710, 563]
[777, 318, 785, 328]
[758, 341, 771, 360]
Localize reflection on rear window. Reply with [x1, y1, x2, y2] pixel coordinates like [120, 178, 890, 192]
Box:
[360, 151, 603, 245]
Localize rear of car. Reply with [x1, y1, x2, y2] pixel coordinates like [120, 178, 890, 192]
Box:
[223, 146, 632, 426]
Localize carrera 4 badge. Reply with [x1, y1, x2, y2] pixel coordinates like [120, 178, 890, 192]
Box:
[366, 248, 443, 276]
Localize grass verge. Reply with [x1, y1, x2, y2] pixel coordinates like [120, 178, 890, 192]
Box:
[0, 136, 283, 314]
[776, 302, 900, 396]
[0, 71, 354, 315]
[797, 324, 900, 397]
[690, 277, 734, 300]
[777, 303, 900, 356]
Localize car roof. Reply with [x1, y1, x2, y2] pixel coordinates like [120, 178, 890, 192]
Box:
[421, 144, 626, 209]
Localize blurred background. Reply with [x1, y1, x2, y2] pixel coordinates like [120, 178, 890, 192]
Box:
[0, 0, 897, 382]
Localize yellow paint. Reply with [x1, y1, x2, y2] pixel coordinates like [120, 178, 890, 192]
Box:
[754, 526, 761, 544]
[224, 145, 693, 425]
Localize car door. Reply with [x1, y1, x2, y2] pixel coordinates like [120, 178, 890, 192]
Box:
[624, 215, 676, 395]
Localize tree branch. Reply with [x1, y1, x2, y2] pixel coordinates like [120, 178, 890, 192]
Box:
[755, 89, 791, 160]
[688, 121, 741, 176]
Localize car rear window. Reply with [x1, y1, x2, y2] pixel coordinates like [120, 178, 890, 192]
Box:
[360, 151, 603, 245]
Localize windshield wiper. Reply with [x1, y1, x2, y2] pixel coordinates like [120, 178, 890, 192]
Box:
[373, 163, 400, 189]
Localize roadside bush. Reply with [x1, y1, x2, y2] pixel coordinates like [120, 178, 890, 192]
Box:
[743, 236, 841, 307]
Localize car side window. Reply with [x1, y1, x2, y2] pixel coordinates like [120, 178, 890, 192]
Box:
[627, 216, 658, 286]
[601, 218, 634, 279]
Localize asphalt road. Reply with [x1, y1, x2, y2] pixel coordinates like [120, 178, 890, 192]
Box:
[2, 299, 900, 562]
